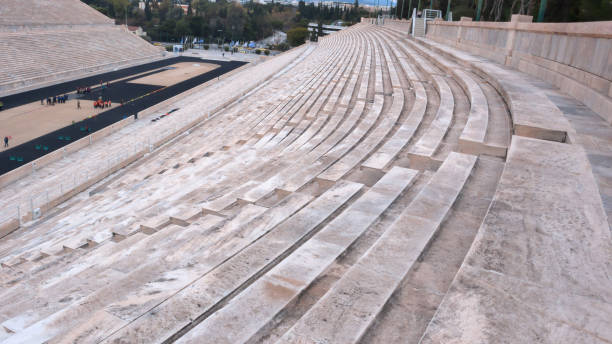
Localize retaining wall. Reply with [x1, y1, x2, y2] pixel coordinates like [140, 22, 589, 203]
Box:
[426, 15, 612, 123]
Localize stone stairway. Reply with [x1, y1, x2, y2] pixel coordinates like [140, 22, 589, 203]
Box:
[412, 18, 426, 37]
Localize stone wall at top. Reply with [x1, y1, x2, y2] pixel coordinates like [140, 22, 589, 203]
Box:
[426, 15, 612, 124]
[0, 0, 114, 31]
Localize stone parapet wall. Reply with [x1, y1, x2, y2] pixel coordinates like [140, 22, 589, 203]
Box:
[0, 116, 135, 189]
[426, 15, 612, 123]
[0, 53, 167, 98]
[0, 23, 116, 33]
[0, 0, 114, 27]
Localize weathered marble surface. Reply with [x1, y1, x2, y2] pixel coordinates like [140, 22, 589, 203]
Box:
[420, 136, 612, 343]
[278, 153, 476, 344]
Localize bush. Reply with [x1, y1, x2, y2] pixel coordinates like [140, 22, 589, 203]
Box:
[203, 44, 209, 50]
[255, 49, 261, 55]
[165, 46, 172, 52]
[224, 46, 230, 52]
[287, 27, 309, 47]
[275, 42, 290, 51]
[264, 49, 270, 56]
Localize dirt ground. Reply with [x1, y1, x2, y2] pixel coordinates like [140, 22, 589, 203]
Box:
[127, 62, 219, 86]
[0, 99, 104, 151]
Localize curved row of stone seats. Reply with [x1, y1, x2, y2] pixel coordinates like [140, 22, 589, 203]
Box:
[117, 29, 356, 199]
[380, 20, 611, 342]
[0, 42, 311, 228]
[75, 21, 454, 336]
[415, 36, 574, 143]
[0, 42, 316, 214]
[173, 28, 364, 211]
[109, 32, 348, 187]
[0, 181, 363, 343]
[249, 32, 359, 148]
[133, 40, 327, 172]
[0, 25, 360, 275]
[282, 33, 370, 152]
[401, 37, 508, 157]
[1, 202, 260, 337]
[376, 25, 512, 164]
[2, 26, 356, 266]
[122, 52, 332, 183]
[159, 27, 354, 157]
[247, 27, 396, 191]
[117, 24, 414, 250]
[0, 20, 318, 274]
[128, 29, 364, 224]
[0, 21, 536, 344]
[276, 153, 477, 344]
[0, 0, 113, 28]
[368, 28, 456, 171]
[98, 181, 364, 343]
[420, 136, 612, 343]
[199, 29, 372, 212]
[0, 22, 358, 274]
[0, 42, 319, 266]
[0, 26, 162, 94]
[387, 43, 453, 167]
[361, 30, 427, 171]
[317, 32, 403, 181]
[425, 17, 612, 126]
[174, 167, 419, 344]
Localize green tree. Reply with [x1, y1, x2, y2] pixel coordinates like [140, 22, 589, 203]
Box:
[110, 0, 129, 20]
[144, 0, 152, 21]
[287, 26, 309, 46]
[175, 18, 190, 37]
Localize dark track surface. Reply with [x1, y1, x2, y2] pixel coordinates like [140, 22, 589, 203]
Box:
[0, 57, 247, 175]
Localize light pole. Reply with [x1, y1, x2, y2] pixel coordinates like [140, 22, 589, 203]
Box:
[408, 0, 412, 18]
[475, 0, 483, 21]
[446, 0, 451, 20]
[537, 0, 547, 22]
[385, 0, 389, 18]
[376, 0, 380, 21]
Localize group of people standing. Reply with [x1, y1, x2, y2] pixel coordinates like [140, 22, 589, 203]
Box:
[76, 86, 91, 94]
[43, 95, 69, 105]
[93, 99, 112, 108]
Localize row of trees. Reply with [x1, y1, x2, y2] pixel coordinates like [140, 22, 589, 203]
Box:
[84, 0, 366, 47]
[394, 0, 612, 22]
[296, 0, 367, 23]
[84, 0, 296, 43]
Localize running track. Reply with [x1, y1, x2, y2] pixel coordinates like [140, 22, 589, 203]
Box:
[0, 56, 247, 175]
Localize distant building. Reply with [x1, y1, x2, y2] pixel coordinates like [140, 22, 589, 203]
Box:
[139, 1, 146, 10]
[128, 25, 147, 37]
[320, 1, 354, 9]
[259, 30, 287, 45]
[308, 22, 345, 36]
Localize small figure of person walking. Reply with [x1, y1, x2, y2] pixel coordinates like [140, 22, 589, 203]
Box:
[4, 136, 9, 148]
[77, 100, 81, 109]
